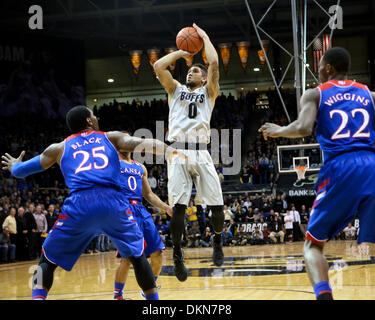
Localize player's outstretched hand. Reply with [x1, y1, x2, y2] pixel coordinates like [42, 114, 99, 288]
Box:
[1, 151, 25, 171]
[192, 23, 208, 39]
[258, 123, 282, 140]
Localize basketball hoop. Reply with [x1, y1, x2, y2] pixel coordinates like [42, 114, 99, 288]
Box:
[294, 165, 308, 180]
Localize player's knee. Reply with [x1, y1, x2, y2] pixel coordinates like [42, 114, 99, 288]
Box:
[120, 257, 131, 267]
[151, 250, 163, 267]
[129, 255, 156, 292]
[151, 250, 163, 259]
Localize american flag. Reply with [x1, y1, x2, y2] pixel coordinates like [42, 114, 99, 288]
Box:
[313, 38, 323, 73]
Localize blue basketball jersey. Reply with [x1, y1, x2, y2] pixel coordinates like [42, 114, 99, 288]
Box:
[316, 80, 375, 162]
[120, 160, 144, 201]
[60, 130, 122, 193]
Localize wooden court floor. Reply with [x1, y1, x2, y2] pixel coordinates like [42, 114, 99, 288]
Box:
[1, 240, 374, 300]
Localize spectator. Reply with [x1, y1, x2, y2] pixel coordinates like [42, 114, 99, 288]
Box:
[16, 207, 29, 261]
[299, 205, 309, 237]
[0, 229, 16, 263]
[229, 199, 240, 214]
[253, 208, 262, 223]
[262, 225, 271, 244]
[98, 234, 110, 252]
[156, 219, 169, 234]
[269, 215, 285, 244]
[224, 205, 234, 223]
[2, 207, 17, 245]
[240, 167, 251, 184]
[250, 226, 264, 245]
[253, 193, 263, 209]
[259, 154, 269, 184]
[86, 236, 99, 254]
[25, 204, 37, 259]
[274, 194, 283, 214]
[187, 223, 201, 248]
[45, 204, 59, 232]
[227, 219, 238, 237]
[222, 227, 233, 246]
[33, 205, 48, 258]
[281, 193, 288, 211]
[290, 206, 301, 241]
[232, 225, 249, 246]
[0, 205, 9, 232]
[186, 200, 198, 226]
[284, 210, 294, 242]
[243, 197, 252, 210]
[267, 209, 276, 223]
[200, 227, 212, 247]
[147, 172, 157, 191]
[343, 223, 357, 240]
[234, 205, 245, 222]
[257, 217, 268, 231]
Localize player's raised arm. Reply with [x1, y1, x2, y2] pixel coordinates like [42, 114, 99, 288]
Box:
[2, 142, 64, 179]
[141, 164, 173, 217]
[153, 50, 190, 96]
[259, 88, 320, 140]
[106, 131, 187, 162]
[193, 23, 219, 101]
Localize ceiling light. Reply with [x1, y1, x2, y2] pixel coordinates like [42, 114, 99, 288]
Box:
[107, 78, 114, 83]
[254, 68, 260, 72]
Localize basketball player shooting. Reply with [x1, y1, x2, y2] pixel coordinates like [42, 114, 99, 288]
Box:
[153, 23, 225, 282]
[259, 47, 375, 300]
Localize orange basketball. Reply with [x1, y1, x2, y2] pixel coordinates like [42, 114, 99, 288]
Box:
[176, 27, 203, 54]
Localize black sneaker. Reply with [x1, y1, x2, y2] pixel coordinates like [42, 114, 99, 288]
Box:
[173, 246, 188, 282]
[212, 239, 224, 266]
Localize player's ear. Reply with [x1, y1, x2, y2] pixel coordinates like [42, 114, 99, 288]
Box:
[326, 63, 333, 75]
[202, 76, 207, 85]
[86, 117, 93, 127]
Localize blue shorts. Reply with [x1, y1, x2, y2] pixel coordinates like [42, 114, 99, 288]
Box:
[42, 186, 144, 271]
[117, 200, 164, 258]
[307, 150, 375, 244]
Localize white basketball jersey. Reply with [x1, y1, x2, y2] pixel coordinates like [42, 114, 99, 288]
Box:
[167, 84, 212, 143]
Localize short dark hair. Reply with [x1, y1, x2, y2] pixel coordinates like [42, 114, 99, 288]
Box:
[66, 105, 91, 133]
[322, 47, 351, 73]
[190, 63, 207, 77]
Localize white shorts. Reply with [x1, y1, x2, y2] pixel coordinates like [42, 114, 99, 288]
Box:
[167, 150, 223, 207]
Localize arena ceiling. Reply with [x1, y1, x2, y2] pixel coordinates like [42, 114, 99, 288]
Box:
[1, 0, 374, 59]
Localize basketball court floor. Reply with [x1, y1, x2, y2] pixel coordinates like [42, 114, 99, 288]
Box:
[1, 241, 374, 300]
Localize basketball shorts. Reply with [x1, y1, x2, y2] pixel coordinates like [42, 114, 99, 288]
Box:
[42, 186, 144, 271]
[116, 200, 165, 258]
[167, 149, 223, 206]
[306, 150, 375, 244]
